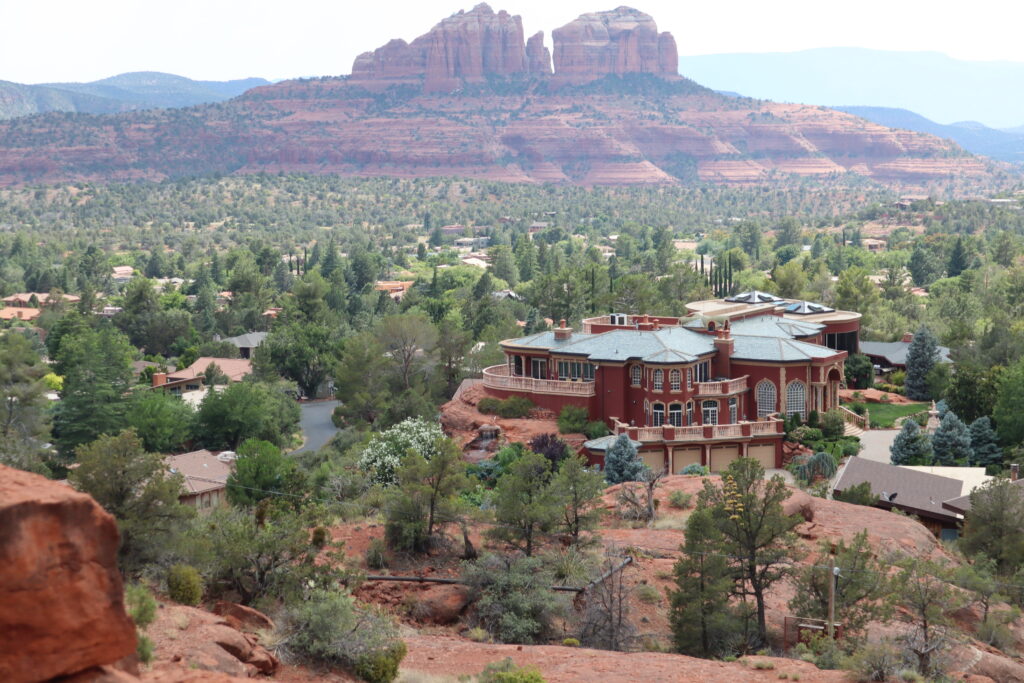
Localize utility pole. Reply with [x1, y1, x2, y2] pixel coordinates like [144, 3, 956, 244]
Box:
[827, 560, 839, 639]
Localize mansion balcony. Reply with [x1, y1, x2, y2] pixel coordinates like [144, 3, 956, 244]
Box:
[482, 365, 596, 397]
[694, 376, 747, 397]
[608, 416, 784, 444]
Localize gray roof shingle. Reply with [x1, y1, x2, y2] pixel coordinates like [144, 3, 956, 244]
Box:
[833, 457, 964, 521]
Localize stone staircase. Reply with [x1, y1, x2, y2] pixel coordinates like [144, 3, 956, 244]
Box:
[843, 422, 865, 437]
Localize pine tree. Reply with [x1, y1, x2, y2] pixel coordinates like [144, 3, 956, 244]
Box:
[947, 236, 969, 278]
[968, 417, 1002, 469]
[904, 327, 939, 400]
[890, 419, 932, 465]
[604, 434, 643, 484]
[931, 411, 972, 465]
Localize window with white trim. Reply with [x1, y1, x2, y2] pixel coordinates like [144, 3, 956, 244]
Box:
[686, 401, 694, 426]
[786, 380, 807, 420]
[695, 361, 710, 383]
[557, 360, 596, 381]
[652, 403, 665, 426]
[668, 403, 683, 427]
[631, 365, 642, 386]
[686, 367, 692, 389]
[728, 397, 738, 424]
[756, 380, 777, 418]
[653, 369, 664, 391]
[670, 369, 681, 391]
[702, 400, 718, 425]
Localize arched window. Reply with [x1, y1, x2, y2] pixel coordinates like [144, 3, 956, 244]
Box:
[756, 380, 777, 419]
[786, 380, 807, 420]
[702, 400, 718, 425]
[668, 403, 683, 427]
[652, 403, 665, 427]
[653, 369, 664, 391]
[631, 365, 642, 386]
[670, 369, 681, 391]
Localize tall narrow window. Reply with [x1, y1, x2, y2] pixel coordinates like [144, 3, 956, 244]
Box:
[728, 397, 738, 424]
[702, 400, 718, 425]
[631, 365, 642, 386]
[686, 368, 692, 389]
[686, 401, 694, 426]
[652, 403, 665, 426]
[670, 369, 681, 391]
[668, 403, 683, 427]
[756, 380, 777, 418]
[786, 380, 807, 420]
[653, 369, 664, 391]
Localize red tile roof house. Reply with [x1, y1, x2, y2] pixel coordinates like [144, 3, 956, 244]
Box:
[165, 449, 235, 513]
[482, 292, 860, 474]
[151, 357, 252, 394]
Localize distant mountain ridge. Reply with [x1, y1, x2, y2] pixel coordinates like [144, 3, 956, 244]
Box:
[835, 106, 1024, 163]
[0, 72, 270, 119]
[680, 48, 1024, 130]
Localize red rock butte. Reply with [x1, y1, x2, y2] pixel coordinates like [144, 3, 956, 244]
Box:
[349, 4, 677, 91]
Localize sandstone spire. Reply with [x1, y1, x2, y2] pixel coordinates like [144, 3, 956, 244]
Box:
[552, 6, 678, 80]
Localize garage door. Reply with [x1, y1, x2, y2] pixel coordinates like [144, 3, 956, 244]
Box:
[672, 447, 702, 473]
[748, 443, 776, 470]
[640, 450, 666, 473]
[709, 445, 740, 472]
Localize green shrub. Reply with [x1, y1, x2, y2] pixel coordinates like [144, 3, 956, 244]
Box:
[820, 410, 846, 440]
[790, 426, 823, 444]
[897, 671, 924, 683]
[667, 490, 692, 509]
[478, 397, 501, 414]
[635, 584, 661, 604]
[842, 639, 902, 682]
[890, 370, 906, 386]
[680, 463, 709, 476]
[463, 555, 566, 644]
[806, 410, 820, 428]
[583, 421, 610, 439]
[137, 634, 155, 664]
[478, 658, 546, 683]
[752, 660, 775, 670]
[285, 588, 405, 683]
[167, 564, 204, 606]
[125, 583, 157, 665]
[467, 627, 490, 642]
[557, 405, 589, 434]
[366, 538, 387, 570]
[562, 637, 580, 647]
[353, 641, 407, 683]
[496, 396, 534, 419]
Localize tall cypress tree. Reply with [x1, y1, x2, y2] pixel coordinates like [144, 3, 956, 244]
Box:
[904, 327, 939, 401]
[947, 236, 969, 278]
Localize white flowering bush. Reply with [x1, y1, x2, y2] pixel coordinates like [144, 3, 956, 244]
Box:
[358, 418, 445, 485]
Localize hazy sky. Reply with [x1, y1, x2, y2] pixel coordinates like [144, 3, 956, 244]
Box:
[3, 0, 1023, 83]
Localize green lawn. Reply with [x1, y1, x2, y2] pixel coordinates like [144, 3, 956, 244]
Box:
[842, 401, 927, 429]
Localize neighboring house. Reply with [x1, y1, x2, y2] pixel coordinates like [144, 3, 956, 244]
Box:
[943, 465, 1024, 516]
[460, 256, 489, 269]
[493, 289, 522, 301]
[152, 357, 252, 394]
[3, 292, 80, 308]
[454, 236, 491, 249]
[111, 265, 135, 283]
[860, 332, 953, 372]
[0, 307, 41, 322]
[166, 449, 235, 513]
[862, 238, 886, 252]
[222, 331, 268, 359]
[483, 292, 860, 474]
[374, 280, 415, 301]
[832, 457, 988, 539]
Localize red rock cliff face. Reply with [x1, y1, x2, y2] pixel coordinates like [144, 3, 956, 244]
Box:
[526, 31, 552, 76]
[351, 3, 529, 92]
[0, 465, 137, 682]
[552, 6, 678, 80]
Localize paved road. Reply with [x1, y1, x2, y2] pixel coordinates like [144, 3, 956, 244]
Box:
[293, 400, 341, 454]
[857, 429, 899, 463]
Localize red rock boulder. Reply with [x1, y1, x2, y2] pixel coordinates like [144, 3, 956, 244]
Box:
[0, 465, 137, 682]
[211, 601, 276, 633]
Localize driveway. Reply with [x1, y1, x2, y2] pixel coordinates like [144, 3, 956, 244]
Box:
[293, 399, 341, 454]
[857, 429, 899, 464]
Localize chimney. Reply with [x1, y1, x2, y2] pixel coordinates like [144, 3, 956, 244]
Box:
[713, 324, 733, 379]
[554, 319, 573, 341]
[1012, 464, 1019, 482]
[152, 372, 167, 387]
[902, 332, 914, 343]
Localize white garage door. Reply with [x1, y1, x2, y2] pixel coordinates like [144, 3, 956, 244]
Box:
[640, 450, 666, 473]
[709, 445, 740, 472]
[748, 443, 776, 470]
[672, 447, 702, 473]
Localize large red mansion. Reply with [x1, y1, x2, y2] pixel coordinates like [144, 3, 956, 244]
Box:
[481, 291, 860, 473]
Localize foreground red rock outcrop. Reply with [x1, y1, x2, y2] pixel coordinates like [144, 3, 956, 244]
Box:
[0, 464, 137, 682]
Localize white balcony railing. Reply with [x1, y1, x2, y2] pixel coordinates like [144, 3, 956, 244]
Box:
[482, 365, 596, 397]
[695, 376, 748, 396]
